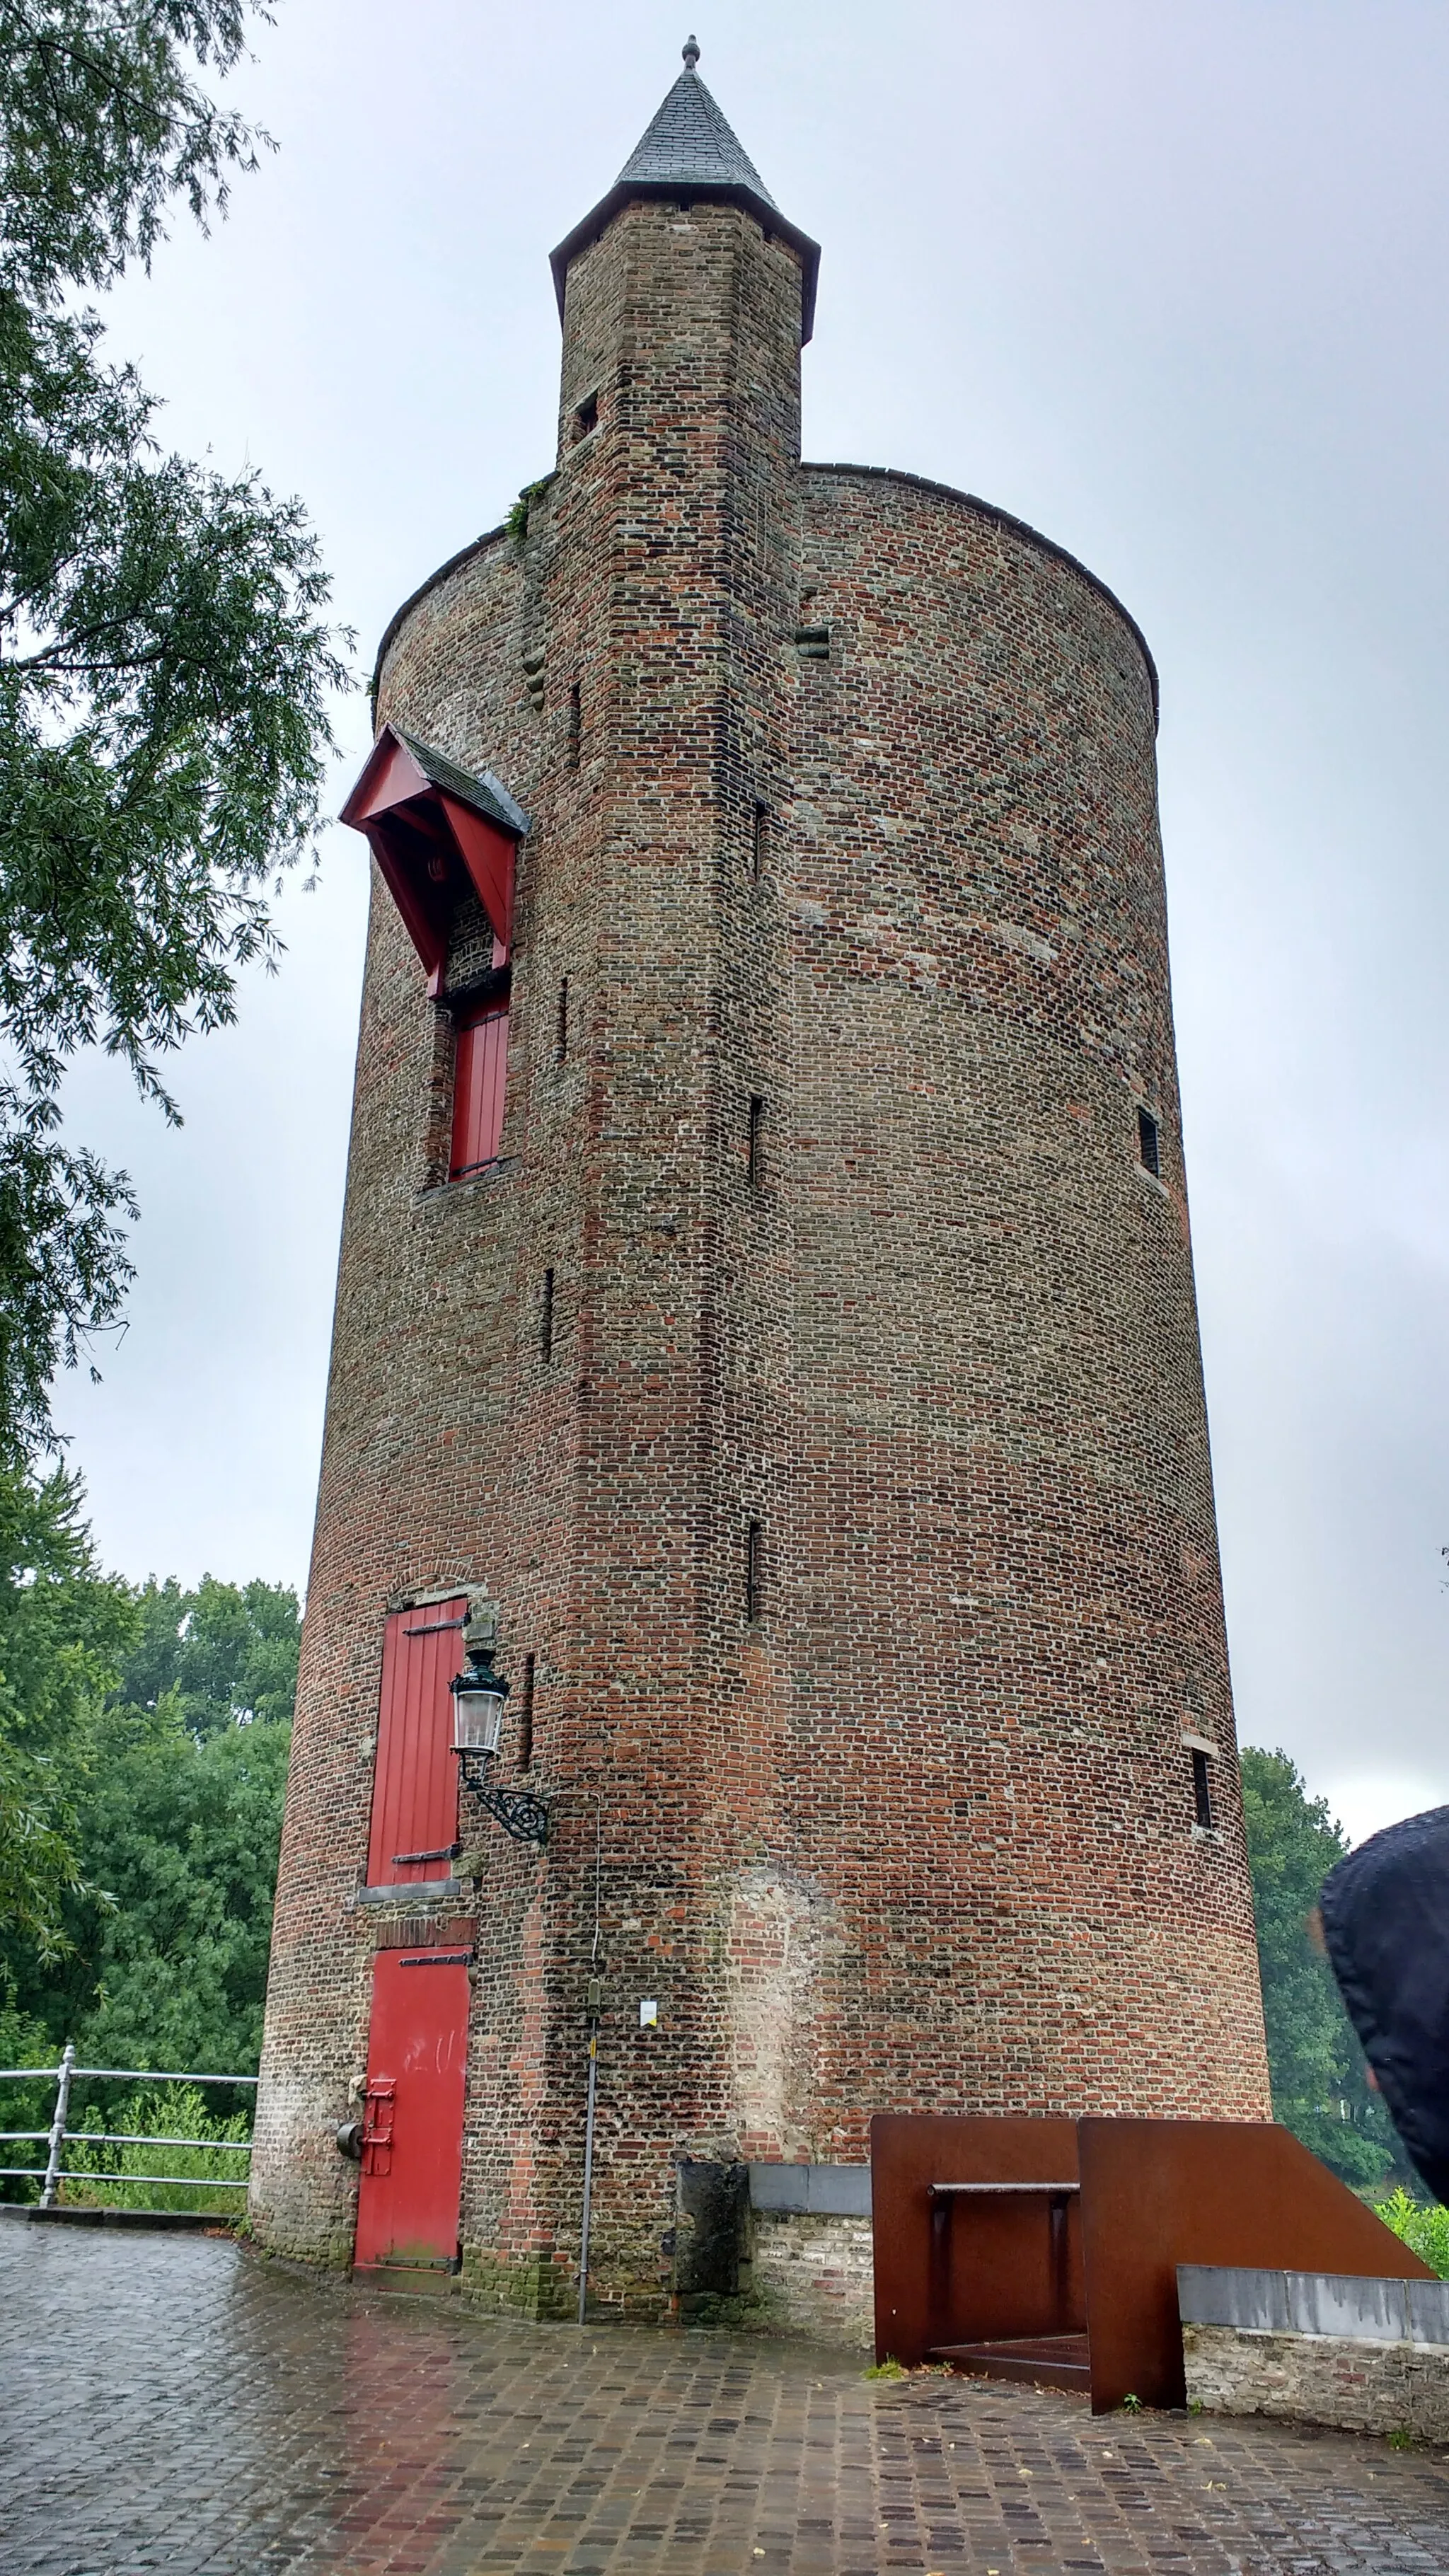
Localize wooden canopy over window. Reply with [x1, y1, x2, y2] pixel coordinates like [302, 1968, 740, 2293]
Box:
[340, 724, 526, 995]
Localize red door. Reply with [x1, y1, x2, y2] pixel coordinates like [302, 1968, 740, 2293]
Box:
[354, 1947, 471, 2272]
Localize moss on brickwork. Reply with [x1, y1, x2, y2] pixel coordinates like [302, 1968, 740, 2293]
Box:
[461, 2248, 573, 2321]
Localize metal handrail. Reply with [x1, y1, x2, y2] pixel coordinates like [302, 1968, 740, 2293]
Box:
[0, 2044, 258, 2208]
[59, 2130, 252, 2152]
[0, 2065, 258, 2085]
[0, 2166, 249, 2186]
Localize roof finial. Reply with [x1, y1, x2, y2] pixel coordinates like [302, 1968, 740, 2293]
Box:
[682, 34, 700, 69]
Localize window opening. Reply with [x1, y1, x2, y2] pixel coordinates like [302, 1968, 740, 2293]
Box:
[573, 391, 599, 441]
[1191, 1748, 1214, 1831]
[518, 1653, 536, 1774]
[752, 802, 768, 881]
[567, 680, 581, 770]
[795, 626, 830, 661]
[745, 1519, 763, 1622]
[1137, 1104, 1160, 1178]
[556, 976, 570, 1063]
[450, 1004, 509, 1179]
[541, 1267, 555, 1363]
[747, 1095, 765, 1186]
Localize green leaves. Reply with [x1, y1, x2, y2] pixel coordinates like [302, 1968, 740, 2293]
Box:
[1242, 1746, 1401, 2186]
[117, 1571, 300, 1737]
[0, 1, 347, 1458]
[71, 1702, 291, 2074]
[1377, 2187, 1449, 2280]
[0, 1726, 86, 1960]
[0, 1, 265, 303]
[0, 1516, 299, 2091]
[0, 1459, 135, 1956]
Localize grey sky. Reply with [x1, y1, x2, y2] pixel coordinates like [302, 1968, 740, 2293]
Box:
[50, 0, 1449, 1842]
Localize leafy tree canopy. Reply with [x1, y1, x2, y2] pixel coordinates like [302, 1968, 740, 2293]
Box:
[54, 1694, 291, 2077]
[0, 0, 347, 1455]
[0, 1513, 298, 2108]
[117, 1571, 299, 1735]
[1242, 1745, 1404, 2188]
[0, 1459, 134, 1955]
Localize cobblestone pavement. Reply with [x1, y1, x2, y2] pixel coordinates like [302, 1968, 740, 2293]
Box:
[3, 2225, 1449, 2576]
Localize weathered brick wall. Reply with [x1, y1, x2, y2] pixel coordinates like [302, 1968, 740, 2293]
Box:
[255, 168, 1269, 2308]
[745, 2211, 875, 2350]
[766, 463, 1267, 2134]
[1185, 2324, 1449, 2440]
[250, 529, 545, 2264]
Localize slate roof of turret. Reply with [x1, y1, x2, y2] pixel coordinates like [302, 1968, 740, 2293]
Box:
[615, 50, 778, 204]
[550, 41, 819, 342]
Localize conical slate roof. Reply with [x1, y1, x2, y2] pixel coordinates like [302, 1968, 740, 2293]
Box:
[550, 40, 819, 342]
[615, 47, 778, 206]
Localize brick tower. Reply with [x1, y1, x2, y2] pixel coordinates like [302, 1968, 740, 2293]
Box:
[253, 44, 1269, 2308]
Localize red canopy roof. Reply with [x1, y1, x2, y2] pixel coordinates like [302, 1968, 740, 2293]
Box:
[340, 724, 524, 995]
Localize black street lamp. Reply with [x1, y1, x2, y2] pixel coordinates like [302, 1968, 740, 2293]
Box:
[451, 1617, 548, 1847]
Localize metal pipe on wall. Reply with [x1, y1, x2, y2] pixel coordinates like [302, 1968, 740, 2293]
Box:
[577, 2022, 599, 2324]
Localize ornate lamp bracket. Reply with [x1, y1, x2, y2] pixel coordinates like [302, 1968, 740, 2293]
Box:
[457, 1752, 549, 1848]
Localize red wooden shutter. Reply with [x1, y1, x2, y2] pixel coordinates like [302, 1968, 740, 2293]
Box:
[366, 1600, 468, 1885]
[450, 1006, 509, 1177]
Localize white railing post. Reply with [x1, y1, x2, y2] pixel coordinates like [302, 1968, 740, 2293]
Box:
[39, 2042, 75, 2209]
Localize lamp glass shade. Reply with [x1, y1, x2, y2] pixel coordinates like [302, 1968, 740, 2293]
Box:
[451, 1675, 505, 1755]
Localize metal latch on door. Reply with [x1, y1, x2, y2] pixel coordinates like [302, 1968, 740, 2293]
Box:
[361, 2079, 395, 2176]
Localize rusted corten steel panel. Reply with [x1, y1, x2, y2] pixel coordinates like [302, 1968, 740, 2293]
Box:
[364, 1601, 468, 1886]
[871, 2113, 1084, 2368]
[1076, 2117, 1434, 2413]
[451, 1006, 509, 1178]
[873, 2114, 1433, 2411]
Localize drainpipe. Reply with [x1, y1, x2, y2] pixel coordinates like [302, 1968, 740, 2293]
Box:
[577, 1985, 601, 2324]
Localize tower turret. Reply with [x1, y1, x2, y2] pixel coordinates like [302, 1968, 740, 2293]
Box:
[550, 38, 821, 339]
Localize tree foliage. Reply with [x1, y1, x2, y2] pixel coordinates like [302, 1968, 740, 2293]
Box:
[0, 1513, 297, 2107]
[0, 0, 347, 1453]
[1242, 1745, 1404, 2186]
[0, 1459, 135, 1956]
[118, 1571, 299, 1735]
[58, 1690, 291, 2074]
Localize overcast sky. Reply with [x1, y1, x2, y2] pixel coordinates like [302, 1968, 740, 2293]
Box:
[49, 0, 1449, 1843]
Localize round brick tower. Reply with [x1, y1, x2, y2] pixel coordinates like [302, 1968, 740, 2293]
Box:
[253, 45, 1269, 2306]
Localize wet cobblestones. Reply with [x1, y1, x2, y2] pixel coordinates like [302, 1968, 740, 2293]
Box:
[1, 2226, 1448, 2575]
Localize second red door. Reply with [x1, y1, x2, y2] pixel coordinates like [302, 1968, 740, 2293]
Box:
[354, 1946, 470, 2272]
